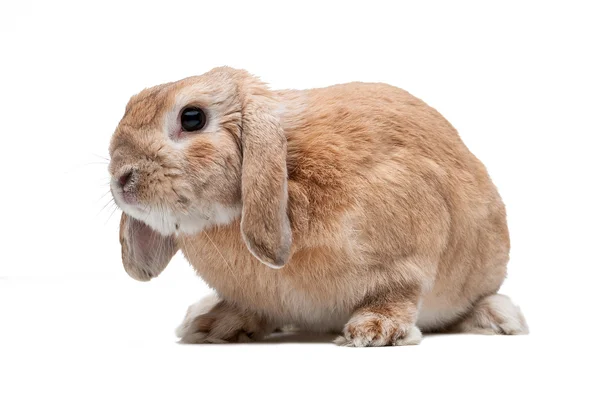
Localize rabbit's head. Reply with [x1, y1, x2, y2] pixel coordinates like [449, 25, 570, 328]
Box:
[109, 67, 291, 280]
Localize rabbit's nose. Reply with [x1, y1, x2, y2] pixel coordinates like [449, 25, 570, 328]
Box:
[117, 171, 133, 188]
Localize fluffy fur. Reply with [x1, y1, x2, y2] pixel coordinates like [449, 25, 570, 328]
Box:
[108, 67, 528, 346]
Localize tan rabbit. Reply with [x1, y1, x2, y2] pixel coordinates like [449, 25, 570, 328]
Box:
[109, 67, 528, 347]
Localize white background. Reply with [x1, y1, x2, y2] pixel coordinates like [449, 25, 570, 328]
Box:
[1, 1, 598, 397]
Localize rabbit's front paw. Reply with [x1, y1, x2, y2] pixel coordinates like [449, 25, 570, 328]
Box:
[176, 295, 272, 344]
[334, 311, 422, 347]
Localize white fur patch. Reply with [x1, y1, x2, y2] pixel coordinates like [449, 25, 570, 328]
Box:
[175, 293, 221, 338]
[393, 325, 422, 346]
[464, 294, 529, 335]
[114, 183, 241, 237]
[177, 203, 242, 236]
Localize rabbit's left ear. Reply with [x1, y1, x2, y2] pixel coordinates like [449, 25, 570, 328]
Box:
[239, 102, 292, 269]
[119, 213, 178, 281]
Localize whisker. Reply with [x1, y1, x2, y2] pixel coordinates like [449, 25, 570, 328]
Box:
[179, 236, 200, 278]
[64, 162, 110, 175]
[202, 230, 241, 287]
[105, 203, 120, 225]
[97, 190, 112, 202]
[97, 198, 116, 216]
[92, 153, 110, 161]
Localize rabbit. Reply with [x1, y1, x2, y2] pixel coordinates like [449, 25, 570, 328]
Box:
[109, 66, 528, 347]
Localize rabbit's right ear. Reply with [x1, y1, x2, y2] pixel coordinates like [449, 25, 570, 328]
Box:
[239, 100, 292, 269]
[119, 213, 178, 281]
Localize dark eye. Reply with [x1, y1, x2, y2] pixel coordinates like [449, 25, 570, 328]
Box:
[181, 107, 207, 132]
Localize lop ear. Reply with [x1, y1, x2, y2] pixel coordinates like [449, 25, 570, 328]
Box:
[240, 102, 292, 269]
[119, 213, 178, 281]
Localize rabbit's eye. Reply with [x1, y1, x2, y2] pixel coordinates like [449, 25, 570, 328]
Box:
[181, 107, 207, 132]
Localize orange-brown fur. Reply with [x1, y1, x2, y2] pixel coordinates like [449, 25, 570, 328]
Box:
[109, 67, 527, 346]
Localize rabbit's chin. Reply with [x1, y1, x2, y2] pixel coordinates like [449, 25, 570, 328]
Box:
[119, 201, 242, 237]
